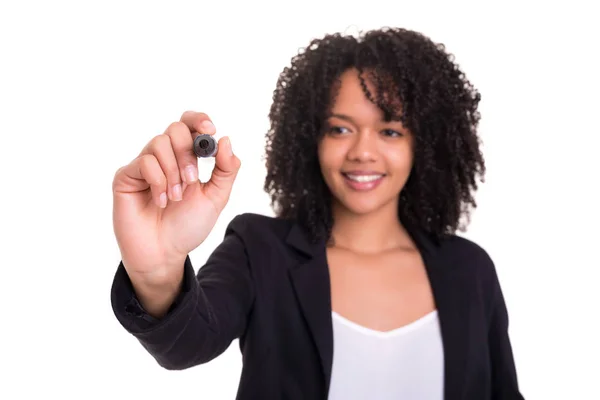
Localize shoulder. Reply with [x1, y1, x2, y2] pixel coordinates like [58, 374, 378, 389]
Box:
[225, 212, 293, 236]
[438, 234, 494, 267]
[435, 233, 501, 289]
[223, 213, 296, 250]
[218, 213, 308, 271]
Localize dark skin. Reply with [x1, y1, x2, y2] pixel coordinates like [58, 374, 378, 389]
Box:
[319, 68, 436, 332]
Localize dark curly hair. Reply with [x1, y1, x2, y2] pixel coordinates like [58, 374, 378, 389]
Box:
[263, 27, 485, 244]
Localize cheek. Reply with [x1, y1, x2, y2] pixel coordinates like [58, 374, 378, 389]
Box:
[318, 141, 343, 172]
[386, 146, 414, 172]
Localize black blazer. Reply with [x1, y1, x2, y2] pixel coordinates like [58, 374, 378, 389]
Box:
[111, 213, 525, 399]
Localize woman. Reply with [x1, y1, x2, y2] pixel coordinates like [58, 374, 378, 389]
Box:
[111, 27, 524, 399]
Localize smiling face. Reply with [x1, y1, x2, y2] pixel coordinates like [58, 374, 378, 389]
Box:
[318, 68, 414, 217]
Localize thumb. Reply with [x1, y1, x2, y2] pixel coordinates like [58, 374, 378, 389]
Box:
[202, 136, 241, 206]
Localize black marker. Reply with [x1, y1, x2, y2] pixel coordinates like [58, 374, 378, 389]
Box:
[193, 134, 218, 158]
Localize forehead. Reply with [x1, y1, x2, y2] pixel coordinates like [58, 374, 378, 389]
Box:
[329, 68, 403, 120]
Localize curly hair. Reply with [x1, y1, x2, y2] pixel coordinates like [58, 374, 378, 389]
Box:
[263, 27, 485, 244]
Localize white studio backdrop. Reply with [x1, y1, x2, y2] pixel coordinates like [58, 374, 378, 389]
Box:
[1, 1, 598, 399]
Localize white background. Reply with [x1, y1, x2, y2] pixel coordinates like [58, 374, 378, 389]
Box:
[1, 1, 598, 399]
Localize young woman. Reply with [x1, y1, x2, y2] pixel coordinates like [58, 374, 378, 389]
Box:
[111, 27, 524, 399]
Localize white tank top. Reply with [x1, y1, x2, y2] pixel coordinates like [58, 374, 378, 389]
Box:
[327, 310, 444, 400]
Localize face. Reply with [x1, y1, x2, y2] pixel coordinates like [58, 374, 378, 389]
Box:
[318, 68, 414, 216]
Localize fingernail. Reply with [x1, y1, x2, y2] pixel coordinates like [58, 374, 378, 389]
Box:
[227, 137, 233, 156]
[201, 120, 216, 134]
[185, 165, 198, 183]
[159, 192, 167, 208]
[172, 184, 182, 201]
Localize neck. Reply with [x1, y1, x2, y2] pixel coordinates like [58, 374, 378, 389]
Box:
[330, 200, 413, 254]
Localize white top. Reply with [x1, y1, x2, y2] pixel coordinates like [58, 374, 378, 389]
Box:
[327, 310, 445, 400]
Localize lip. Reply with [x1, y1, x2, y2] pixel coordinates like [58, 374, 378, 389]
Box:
[342, 170, 386, 176]
[341, 171, 386, 192]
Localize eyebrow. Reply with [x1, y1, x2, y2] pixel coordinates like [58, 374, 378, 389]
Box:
[328, 113, 356, 123]
[328, 113, 403, 124]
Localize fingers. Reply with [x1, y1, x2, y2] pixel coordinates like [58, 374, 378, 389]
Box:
[180, 110, 216, 136]
[139, 133, 185, 202]
[203, 136, 242, 208]
[118, 154, 168, 208]
[137, 113, 216, 202]
[162, 121, 198, 186]
[139, 155, 168, 208]
[214, 136, 238, 175]
[116, 111, 238, 211]
[177, 111, 217, 182]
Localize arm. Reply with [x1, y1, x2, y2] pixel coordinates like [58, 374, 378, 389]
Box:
[488, 265, 525, 399]
[110, 218, 254, 370]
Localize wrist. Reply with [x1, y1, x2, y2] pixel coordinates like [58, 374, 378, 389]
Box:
[131, 275, 183, 319]
[126, 260, 186, 319]
[123, 254, 187, 288]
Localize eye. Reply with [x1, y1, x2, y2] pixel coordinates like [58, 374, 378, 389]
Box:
[382, 129, 403, 137]
[327, 126, 350, 135]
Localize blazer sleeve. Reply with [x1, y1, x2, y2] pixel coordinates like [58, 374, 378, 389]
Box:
[110, 215, 254, 370]
[488, 263, 526, 399]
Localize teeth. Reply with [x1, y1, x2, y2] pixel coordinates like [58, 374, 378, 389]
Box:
[345, 174, 383, 182]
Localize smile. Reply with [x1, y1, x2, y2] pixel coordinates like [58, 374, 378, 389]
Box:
[344, 174, 383, 182]
[342, 172, 385, 191]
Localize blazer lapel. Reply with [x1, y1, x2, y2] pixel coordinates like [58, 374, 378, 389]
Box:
[409, 227, 472, 399]
[285, 223, 334, 390]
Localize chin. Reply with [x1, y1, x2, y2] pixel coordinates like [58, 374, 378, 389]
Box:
[335, 195, 394, 216]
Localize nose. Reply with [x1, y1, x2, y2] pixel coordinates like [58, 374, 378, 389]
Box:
[347, 130, 377, 162]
